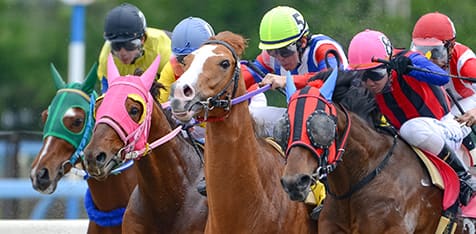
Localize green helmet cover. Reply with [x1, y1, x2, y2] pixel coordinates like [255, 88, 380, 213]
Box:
[259, 6, 309, 50]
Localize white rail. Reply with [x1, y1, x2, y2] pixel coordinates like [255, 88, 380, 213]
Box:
[0, 219, 88, 234]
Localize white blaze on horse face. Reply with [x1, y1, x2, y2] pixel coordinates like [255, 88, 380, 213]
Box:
[30, 136, 55, 177]
[174, 45, 218, 99]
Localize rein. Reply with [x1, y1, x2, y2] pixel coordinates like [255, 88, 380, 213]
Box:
[105, 102, 183, 174]
[324, 133, 398, 200]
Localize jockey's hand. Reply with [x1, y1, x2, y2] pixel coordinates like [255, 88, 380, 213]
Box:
[390, 55, 412, 75]
[259, 73, 286, 89]
[456, 108, 476, 126]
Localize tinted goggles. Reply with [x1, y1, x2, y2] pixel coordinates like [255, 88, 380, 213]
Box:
[411, 44, 448, 62]
[266, 43, 298, 58]
[110, 38, 142, 52]
[362, 67, 387, 82]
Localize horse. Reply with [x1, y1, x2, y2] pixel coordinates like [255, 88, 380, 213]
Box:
[169, 31, 316, 234]
[83, 54, 207, 233]
[278, 68, 476, 233]
[30, 63, 136, 234]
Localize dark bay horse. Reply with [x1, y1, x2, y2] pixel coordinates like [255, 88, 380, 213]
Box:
[169, 31, 316, 233]
[30, 64, 136, 234]
[83, 54, 207, 233]
[279, 69, 476, 233]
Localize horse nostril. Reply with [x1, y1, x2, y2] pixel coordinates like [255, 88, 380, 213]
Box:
[36, 168, 50, 183]
[96, 152, 107, 163]
[183, 84, 194, 97]
[298, 174, 311, 187]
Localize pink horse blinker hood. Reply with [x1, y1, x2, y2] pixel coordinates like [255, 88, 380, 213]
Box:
[95, 54, 160, 154]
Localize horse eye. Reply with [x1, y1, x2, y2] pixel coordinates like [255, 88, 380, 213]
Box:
[130, 106, 140, 116]
[220, 60, 231, 69]
[72, 118, 84, 127]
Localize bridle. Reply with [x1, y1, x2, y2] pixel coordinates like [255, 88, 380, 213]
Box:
[195, 40, 241, 121]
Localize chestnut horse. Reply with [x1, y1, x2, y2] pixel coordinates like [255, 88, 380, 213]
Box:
[169, 31, 316, 233]
[279, 69, 476, 233]
[83, 54, 207, 233]
[30, 64, 136, 234]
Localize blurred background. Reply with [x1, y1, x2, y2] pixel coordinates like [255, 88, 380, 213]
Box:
[0, 0, 475, 219]
[1, 0, 475, 132]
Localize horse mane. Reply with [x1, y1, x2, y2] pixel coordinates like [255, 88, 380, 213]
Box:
[309, 69, 381, 127]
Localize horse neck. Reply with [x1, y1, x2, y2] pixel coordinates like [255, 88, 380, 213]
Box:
[86, 168, 135, 211]
[328, 110, 392, 195]
[135, 102, 201, 206]
[204, 92, 262, 174]
[204, 92, 286, 200]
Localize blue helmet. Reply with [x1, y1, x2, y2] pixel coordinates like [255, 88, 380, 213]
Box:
[171, 17, 215, 55]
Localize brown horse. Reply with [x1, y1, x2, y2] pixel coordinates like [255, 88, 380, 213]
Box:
[278, 69, 476, 233]
[83, 54, 207, 233]
[169, 31, 316, 233]
[30, 64, 136, 234]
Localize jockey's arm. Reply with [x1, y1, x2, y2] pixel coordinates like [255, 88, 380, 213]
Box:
[407, 52, 449, 86]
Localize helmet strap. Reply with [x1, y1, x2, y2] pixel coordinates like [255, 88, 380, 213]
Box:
[443, 38, 455, 69]
[296, 36, 308, 64]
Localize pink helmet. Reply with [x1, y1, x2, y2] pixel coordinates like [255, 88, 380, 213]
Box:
[348, 29, 393, 70]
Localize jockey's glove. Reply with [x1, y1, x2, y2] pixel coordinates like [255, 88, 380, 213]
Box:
[390, 55, 413, 75]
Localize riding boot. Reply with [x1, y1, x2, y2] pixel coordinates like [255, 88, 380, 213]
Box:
[197, 177, 207, 197]
[438, 144, 476, 206]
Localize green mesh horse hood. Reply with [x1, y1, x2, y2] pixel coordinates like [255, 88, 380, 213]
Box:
[43, 63, 98, 149]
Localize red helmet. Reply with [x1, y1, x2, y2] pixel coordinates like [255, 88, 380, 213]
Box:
[412, 12, 456, 46]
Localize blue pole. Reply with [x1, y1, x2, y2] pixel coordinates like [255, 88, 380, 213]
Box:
[68, 5, 86, 83]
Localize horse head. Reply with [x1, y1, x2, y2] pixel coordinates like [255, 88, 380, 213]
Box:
[30, 63, 97, 194]
[278, 84, 351, 201]
[169, 31, 247, 122]
[83, 54, 159, 180]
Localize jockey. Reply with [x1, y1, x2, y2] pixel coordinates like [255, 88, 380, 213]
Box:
[411, 12, 476, 156]
[244, 5, 348, 135]
[97, 3, 172, 93]
[411, 12, 476, 116]
[158, 17, 215, 197]
[157, 17, 215, 103]
[348, 29, 476, 206]
[243, 6, 348, 100]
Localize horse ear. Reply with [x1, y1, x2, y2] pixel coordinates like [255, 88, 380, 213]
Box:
[107, 53, 120, 83]
[140, 55, 160, 90]
[81, 63, 98, 94]
[285, 71, 296, 103]
[50, 63, 66, 90]
[320, 68, 338, 102]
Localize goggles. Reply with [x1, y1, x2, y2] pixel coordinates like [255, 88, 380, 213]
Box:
[411, 43, 448, 64]
[266, 43, 298, 58]
[110, 38, 142, 52]
[362, 67, 387, 82]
